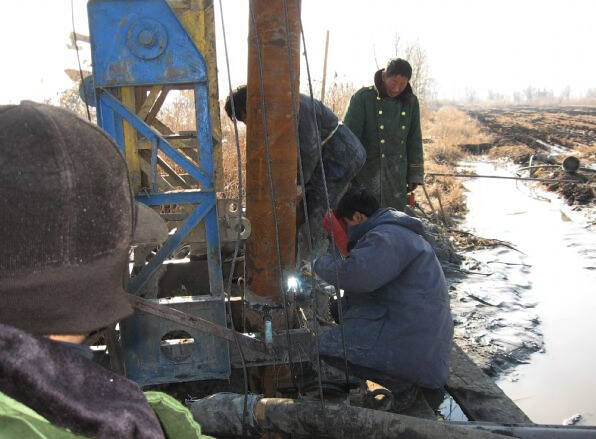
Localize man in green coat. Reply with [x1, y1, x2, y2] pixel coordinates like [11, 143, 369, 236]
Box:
[344, 58, 424, 211]
[0, 102, 212, 439]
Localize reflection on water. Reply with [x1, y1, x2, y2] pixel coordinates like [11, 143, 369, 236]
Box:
[461, 160, 596, 425]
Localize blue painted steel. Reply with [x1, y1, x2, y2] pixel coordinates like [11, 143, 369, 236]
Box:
[194, 84, 214, 177]
[99, 90, 211, 188]
[88, 0, 208, 87]
[120, 295, 230, 386]
[150, 138, 158, 193]
[135, 190, 211, 206]
[127, 198, 213, 296]
[88, 0, 230, 385]
[79, 75, 97, 107]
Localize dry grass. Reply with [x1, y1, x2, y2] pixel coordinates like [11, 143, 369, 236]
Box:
[153, 91, 246, 199]
[419, 107, 492, 218]
[160, 90, 196, 132]
[424, 107, 492, 165]
[575, 144, 596, 164]
[220, 105, 246, 199]
[322, 82, 357, 117]
[488, 144, 535, 164]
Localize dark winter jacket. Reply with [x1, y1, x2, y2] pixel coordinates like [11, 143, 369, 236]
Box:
[314, 208, 453, 389]
[0, 323, 209, 439]
[343, 70, 424, 211]
[298, 94, 365, 192]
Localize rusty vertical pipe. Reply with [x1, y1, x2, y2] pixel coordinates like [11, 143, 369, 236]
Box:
[245, 0, 300, 303]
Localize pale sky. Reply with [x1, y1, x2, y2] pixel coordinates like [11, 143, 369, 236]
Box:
[1, 0, 594, 104]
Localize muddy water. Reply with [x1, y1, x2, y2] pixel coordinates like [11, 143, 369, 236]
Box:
[460, 160, 596, 425]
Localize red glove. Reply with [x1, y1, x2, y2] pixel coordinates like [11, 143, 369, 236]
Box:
[408, 192, 415, 208]
[323, 210, 348, 257]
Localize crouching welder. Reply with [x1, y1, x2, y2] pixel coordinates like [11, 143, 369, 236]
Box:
[314, 188, 453, 411]
[225, 85, 366, 254]
[0, 102, 211, 439]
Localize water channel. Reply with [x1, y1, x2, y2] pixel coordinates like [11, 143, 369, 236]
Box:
[459, 160, 596, 425]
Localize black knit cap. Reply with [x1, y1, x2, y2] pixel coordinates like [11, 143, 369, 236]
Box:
[0, 102, 134, 335]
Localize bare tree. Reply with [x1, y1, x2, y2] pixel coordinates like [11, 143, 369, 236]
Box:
[393, 34, 401, 57]
[487, 89, 506, 102]
[53, 82, 96, 122]
[465, 88, 477, 104]
[403, 42, 433, 104]
[523, 86, 536, 102]
[560, 85, 571, 101]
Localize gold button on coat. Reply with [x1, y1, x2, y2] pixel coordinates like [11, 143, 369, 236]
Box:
[380, 139, 385, 144]
[380, 125, 384, 130]
[378, 110, 383, 115]
[401, 125, 406, 130]
[401, 111, 406, 116]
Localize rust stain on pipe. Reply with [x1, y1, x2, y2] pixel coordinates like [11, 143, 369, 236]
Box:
[246, 0, 301, 303]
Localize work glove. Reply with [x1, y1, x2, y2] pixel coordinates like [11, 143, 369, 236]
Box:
[407, 183, 419, 193]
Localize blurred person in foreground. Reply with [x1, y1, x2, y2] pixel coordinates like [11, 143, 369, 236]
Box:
[0, 102, 211, 439]
[343, 58, 424, 211]
[314, 188, 453, 411]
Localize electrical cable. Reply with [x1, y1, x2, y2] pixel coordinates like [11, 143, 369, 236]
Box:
[70, 0, 92, 122]
[281, 0, 325, 405]
[248, 0, 300, 392]
[299, 15, 351, 387]
[217, 1, 251, 436]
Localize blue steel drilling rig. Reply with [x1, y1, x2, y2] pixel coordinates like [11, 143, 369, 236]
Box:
[86, 0, 310, 393]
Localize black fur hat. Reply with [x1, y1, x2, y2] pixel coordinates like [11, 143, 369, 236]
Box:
[0, 102, 134, 335]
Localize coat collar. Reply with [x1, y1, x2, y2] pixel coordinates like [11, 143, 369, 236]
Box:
[374, 69, 414, 101]
[0, 323, 164, 439]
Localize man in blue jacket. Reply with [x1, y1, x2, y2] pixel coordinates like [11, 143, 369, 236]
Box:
[314, 188, 453, 411]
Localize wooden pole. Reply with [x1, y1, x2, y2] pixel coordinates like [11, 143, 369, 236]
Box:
[320, 30, 330, 104]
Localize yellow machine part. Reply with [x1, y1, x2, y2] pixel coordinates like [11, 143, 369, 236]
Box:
[122, 0, 223, 193]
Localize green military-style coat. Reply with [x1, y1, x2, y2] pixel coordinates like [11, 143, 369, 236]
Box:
[343, 70, 424, 210]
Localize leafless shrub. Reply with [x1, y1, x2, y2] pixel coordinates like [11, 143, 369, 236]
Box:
[322, 80, 357, 117]
[403, 42, 433, 104]
[159, 90, 196, 132]
[53, 83, 96, 122]
[220, 104, 246, 199]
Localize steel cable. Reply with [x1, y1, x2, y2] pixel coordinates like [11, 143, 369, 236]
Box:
[281, 0, 325, 405]
[299, 15, 351, 387]
[217, 1, 251, 436]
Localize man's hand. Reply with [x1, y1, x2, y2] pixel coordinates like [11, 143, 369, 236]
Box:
[407, 183, 419, 193]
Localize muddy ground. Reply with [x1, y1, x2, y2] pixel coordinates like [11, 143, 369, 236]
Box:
[431, 105, 596, 377]
[465, 105, 596, 210]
